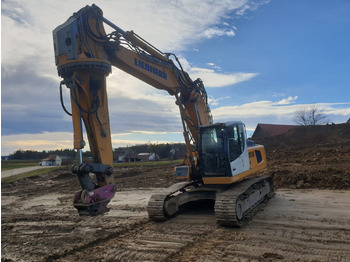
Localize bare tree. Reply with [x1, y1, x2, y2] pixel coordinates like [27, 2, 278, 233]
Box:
[293, 105, 329, 126]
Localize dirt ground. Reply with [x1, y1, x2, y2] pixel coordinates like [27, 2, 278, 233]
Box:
[2, 124, 350, 261]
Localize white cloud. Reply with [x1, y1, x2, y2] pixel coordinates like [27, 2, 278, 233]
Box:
[206, 63, 222, 71]
[200, 27, 236, 38]
[236, 0, 270, 16]
[212, 97, 302, 122]
[175, 57, 257, 87]
[236, 4, 251, 16]
[209, 95, 231, 106]
[318, 103, 350, 116]
[190, 67, 258, 87]
[275, 96, 298, 105]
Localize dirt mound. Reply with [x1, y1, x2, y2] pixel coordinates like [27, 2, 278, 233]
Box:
[114, 165, 174, 189]
[52, 171, 76, 180]
[255, 124, 350, 189]
[256, 123, 350, 148]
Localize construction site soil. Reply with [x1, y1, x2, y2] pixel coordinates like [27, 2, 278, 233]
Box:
[2, 124, 350, 261]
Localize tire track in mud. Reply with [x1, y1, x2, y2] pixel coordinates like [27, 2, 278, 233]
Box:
[53, 211, 218, 262]
[168, 223, 350, 262]
[169, 191, 350, 262]
[2, 207, 150, 262]
[43, 218, 149, 262]
[1, 186, 156, 262]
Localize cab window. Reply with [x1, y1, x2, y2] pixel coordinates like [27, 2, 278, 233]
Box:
[228, 125, 242, 162]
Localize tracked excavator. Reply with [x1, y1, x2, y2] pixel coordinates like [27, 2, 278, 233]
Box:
[53, 4, 274, 226]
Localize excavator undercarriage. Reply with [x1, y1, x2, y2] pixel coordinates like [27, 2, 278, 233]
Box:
[148, 176, 274, 227]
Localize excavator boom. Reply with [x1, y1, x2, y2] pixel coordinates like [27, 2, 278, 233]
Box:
[53, 4, 212, 215]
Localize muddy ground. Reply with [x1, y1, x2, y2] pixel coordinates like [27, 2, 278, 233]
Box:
[2, 124, 350, 261]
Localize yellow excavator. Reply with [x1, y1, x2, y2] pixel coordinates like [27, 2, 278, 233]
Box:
[53, 4, 273, 226]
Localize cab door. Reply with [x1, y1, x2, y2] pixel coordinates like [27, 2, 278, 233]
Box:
[227, 124, 249, 177]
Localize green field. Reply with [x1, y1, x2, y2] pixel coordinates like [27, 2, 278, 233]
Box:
[1, 166, 64, 183]
[1, 160, 38, 171]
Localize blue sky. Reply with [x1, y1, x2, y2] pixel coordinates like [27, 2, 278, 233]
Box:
[185, 0, 350, 105]
[2, 0, 350, 155]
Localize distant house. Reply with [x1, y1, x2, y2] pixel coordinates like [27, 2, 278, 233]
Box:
[116, 154, 125, 163]
[114, 151, 126, 163]
[138, 153, 159, 161]
[122, 153, 159, 162]
[40, 155, 62, 166]
[122, 153, 140, 162]
[252, 123, 297, 138]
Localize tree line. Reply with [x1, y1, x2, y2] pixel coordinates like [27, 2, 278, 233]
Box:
[7, 149, 87, 160]
[114, 143, 186, 159]
[7, 143, 187, 160]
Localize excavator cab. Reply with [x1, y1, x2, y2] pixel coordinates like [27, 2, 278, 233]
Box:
[199, 121, 249, 182]
[173, 121, 257, 183]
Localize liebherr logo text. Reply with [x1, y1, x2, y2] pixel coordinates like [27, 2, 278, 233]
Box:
[134, 58, 167, 80]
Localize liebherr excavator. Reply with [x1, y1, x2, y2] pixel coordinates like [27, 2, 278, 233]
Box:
[53, 4, 273, 226]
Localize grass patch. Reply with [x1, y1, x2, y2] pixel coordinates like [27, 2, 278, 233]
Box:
[1, 160, 38, 171]
[1, 166, 64, 183]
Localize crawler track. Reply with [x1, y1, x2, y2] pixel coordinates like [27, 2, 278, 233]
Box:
[147, 176, 274, 227]
[215, 176, 274, 227]
[147, 193, 169, 221]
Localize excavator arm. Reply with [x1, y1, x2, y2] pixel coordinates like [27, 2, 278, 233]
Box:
[53, 4, 212, 215]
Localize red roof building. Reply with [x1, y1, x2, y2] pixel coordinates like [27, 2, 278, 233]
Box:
[40, 155, 62, 166]
[252, 123, 297, 138]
